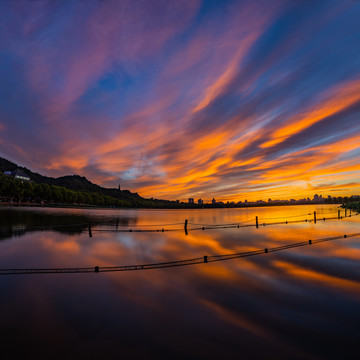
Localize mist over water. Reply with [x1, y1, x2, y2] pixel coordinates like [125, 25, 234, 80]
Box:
[0, 205, 359, 359]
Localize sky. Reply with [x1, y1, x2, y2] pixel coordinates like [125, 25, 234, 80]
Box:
[0, 0, 360, 202]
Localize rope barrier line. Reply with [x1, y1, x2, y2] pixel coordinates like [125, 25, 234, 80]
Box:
[256, 212, 312, 220]
[1, 232, 359, 276]
[89, 228, 180, 233]
[7, 222, 90, 231]
[102, 222, 184, 227]
[93, 221, 184, 227]
[1, 212, 358, 237]
[85, 213, 358, 234]
[189, 219, 255, 226]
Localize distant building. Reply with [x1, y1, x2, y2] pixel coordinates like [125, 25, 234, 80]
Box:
[212, 198, 216, 205]
[188, 198, 194, 204]
[4, 169, 30, 181]
[197, 199, 203, 205]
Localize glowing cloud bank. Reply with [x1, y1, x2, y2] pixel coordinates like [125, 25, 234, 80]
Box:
[0, 0, 360, 201]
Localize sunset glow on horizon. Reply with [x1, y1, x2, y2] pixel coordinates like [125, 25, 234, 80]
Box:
[1, 0, 360, 202]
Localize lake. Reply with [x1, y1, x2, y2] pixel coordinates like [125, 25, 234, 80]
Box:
[0, 204, 359, 359]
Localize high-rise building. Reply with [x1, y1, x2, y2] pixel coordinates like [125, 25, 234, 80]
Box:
[188, 198, 194, 204]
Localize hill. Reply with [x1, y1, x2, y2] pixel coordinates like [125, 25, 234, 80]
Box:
[0, 156, 182, 208]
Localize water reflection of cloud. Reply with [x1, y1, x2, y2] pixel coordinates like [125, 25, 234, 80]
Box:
[273, 260, 360, 296]
[2, 206, 360, 359]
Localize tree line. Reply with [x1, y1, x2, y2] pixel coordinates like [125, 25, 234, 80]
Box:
[325, 196, 360, 204]
[0, 173, 150, 207]
[343, 197, 360, 212]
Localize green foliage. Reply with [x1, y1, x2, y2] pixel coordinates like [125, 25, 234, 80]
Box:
[0, 171, 186, 208]
[0, 157, 173, 208]
[343, 197, 360, 212]
[0, 173, 138, 207]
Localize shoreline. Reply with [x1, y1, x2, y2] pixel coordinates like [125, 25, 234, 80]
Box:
[0, 201, 342, 211]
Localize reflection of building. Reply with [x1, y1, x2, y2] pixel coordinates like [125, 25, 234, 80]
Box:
[4, 169, 30, 181]
[188, 198, 194, 204]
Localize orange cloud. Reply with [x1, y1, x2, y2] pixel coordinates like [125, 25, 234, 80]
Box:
[261, 79, 360, 148]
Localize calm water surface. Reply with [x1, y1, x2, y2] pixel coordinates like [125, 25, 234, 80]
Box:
[0, 205, 359, 359]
